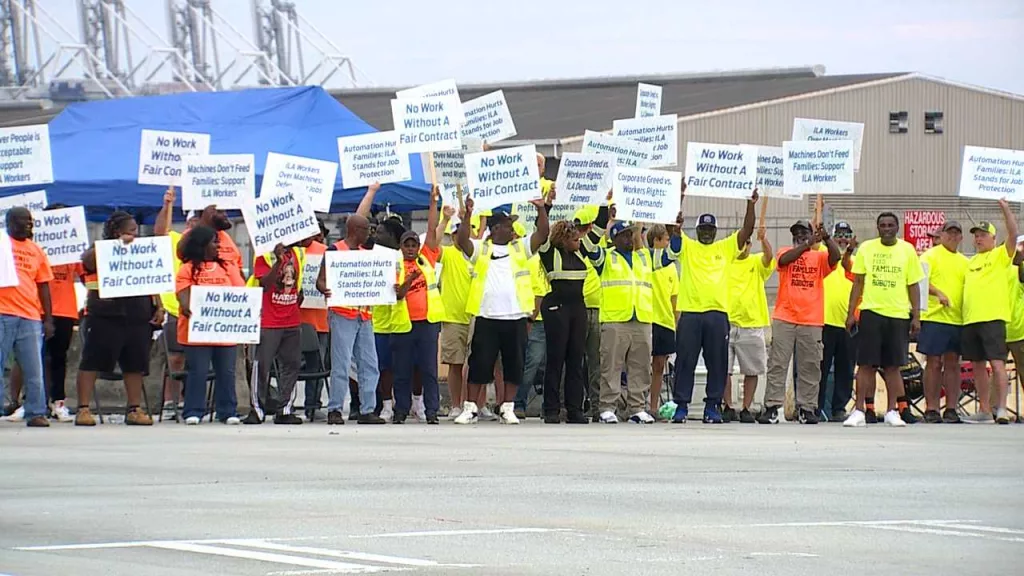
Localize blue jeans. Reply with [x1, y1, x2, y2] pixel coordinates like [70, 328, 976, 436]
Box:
[516, 321, 546, 411]
[391, 321, 440, 417]
[183, 345, 238, 421]
[674, 311, 729, 405]
[0, 314, 45, 420]
[327, 312, 378, 415]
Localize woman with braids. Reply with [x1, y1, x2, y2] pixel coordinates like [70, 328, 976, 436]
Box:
[176, 225, 244, 425]
[75, 211, 163, 426]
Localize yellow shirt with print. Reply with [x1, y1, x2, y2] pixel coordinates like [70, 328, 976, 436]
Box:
[675, 232, 739, 313]
[851, 238, 924, 320]
[1006, 266, 1024, 343]
[439, 244, 472, 325]
[652, 261, 680, 331]
[963, 247, 1013, 324]
[159, 230, 183, 316]
[727, 253, 775, 328]
[919, 245, 968, 326]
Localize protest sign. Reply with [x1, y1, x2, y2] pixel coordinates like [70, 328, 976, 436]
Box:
[242, 189, 320, 256]
[325, 248, 399, 307]
[918, 262, 930, 313]
[464, 145, 541, 211]
[462, 90, 517, 144]
[181, 154, 255, 211]
[0, 231, 17, 288]
[95, 236, 175, 299]
[791, 118, 864, 170]
[138, 129, 211, 186]
[338, 131, 410, 189]
[0, 124, 52, 188]
[262, 152, 338, 213]
[957, 145, 1024, 201]
[0, 190, 47, 229]
[187, 286, 263, 344]
[904, 210, 945, 254]
[422, 137, 483, 186]
[782, 140, 855, 196]
[391, 95, 463, 154]
[581, 130, 654, 169]
[555, 153, 613, 205]
[612, 114, 678, 168]
[749, 145, 796, 199]
[683, 142, 758, 199]
[513, 202, 582, 236]
[395, 79, 464, 124]
[33, 206, 89, 266]
[635, 83, 662, 118]
[300, 253, 327, 309]
[612, 167, 682, 224]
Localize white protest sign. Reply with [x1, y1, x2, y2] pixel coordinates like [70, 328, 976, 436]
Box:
[395, 79, 464, 124]
[613, 167, 682, 224]
[749, 145, 797, 199]
[0, 231, 17, 287]
[338, 131, 411, 189]
[957, 145, 1024, 201]
[0, 190, 47, 230]
[95, 236, 175, 299]
[782, 140, 855, 196]
[581, 130, 655, 169]
[187, 286, 263, 344]
[613, 114, 678, 168]
[635, 83, 662, 118]
[439, 183, 462, 228]
[391, 95, 463, 154]
[33, 206, 89, 266]
[683, 142, 758, 199]
[325, 248, 399, 307]
[242, 189, 320, 256]
[918, 261, 930, 313]
[181, 154, 255, 211]
[300, 253, 326, 309]
[791, 118, 864, 170]
[137, 129, 211, 186]
[422, 137, 483, 186]
[462, 90, 517, 144]
[0, 125, 53, 188]
[555, 153, 614, 205]
[261, 152, 339, 213]
[513, 202, 582, 236]
[465, 144, 541, 211]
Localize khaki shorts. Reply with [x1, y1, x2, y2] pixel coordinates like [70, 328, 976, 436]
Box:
[728, 325, 768, 376]
[441, 322, 470, 365]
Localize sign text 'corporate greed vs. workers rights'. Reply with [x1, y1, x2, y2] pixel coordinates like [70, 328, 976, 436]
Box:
[0, 124, 53, 188]
[337, 131, 411, 189]
[391, 95, 463, 154]
[613, 167, 682, 224]
[0, 190, 47, 230]
[581, 130, 654, 169]
[137, 129, 211, 186]
[325, 249, 399, 307]
[957, 145, 1024, 201]
[464, 145, 541, 211]
[612, 114, 678, 168]
[261, 152, 338, 213]
[181, 154, 255, 211]
[683, 143, 758, 199]
[32, 206, 89, 266]
[791, 118, 864, 170]
[461, 90, 517, 144]
[555, 153, 614, 205]
[422, 137, 483, 186]
[187, 286, 263, 345]
[242, 189, 320, 256]
[782, 139, 855, 196]
[635, 83, 662, 118]
[95, 236, 175, 299]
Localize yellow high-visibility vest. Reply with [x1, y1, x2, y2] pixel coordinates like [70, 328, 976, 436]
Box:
[465, 239, 533, 316]
[599, 248, 654, 323]
[246, 247, 305, 287]
[374, 256, 446, 334]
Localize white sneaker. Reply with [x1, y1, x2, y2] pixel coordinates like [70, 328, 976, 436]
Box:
[224, 416, 241, 425]
[498, 402, 519, 425]
[599, 410, 619, 424]
[843, 409, 867, 428]
[185, 416, 200, 425]
[963, 411, 994, 424]
[453, 402, 479, 425]
[412, 395, 427, 422]
[3, 406, 25, 422]
[51, 401, 73, 423]
[629, 411, 655, 424]
[479, 405, 498, 421]
[448, 406, 463, 420]
[379, 400, 394, 422]
[883, 410, 906, 427]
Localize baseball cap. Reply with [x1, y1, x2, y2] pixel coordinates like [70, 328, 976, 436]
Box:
[573, 205, 599, 226]
[487, 205, 519, 228]
[696, 213, 717, 228]
[790, 219, 813, 233]
[927, 220, 963, 238]
[1017, 234, 1024, 246]
[399, 230, 420, 245]
[833, 221, 853, 235]
[970, 221, 996, 235]
[609, 221, 631, 237]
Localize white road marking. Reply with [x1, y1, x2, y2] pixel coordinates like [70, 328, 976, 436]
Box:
[695, 519, 975, 529]
[862, 524, 1024, 544]
[14, 542, 151, 551]
[917, 522, 1024, 536]
[210, 539, 478, 568]
[144, 542, 383, 573]
[749, 552, 820, 558]
[348, 528, 572, 539]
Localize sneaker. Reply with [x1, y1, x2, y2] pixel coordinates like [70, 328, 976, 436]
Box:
[357, 412, 386, 424]
[865, 410, 878, 424]
[426, 414, 440, 425]
[722, 406, 737, 423]
[702, 404, 723, 424]
[566, 413, 589, 424]
[942, 408, 961, 424]
[900, 408, 918, 424]
[883, 410, 906, 427]
[628, 411, 656, 424]
[739, 408, 756, 423]
[3, 405, 25, 422]
[963, 412, 994, 424]
[379, 400, 394, 423]
[479, 405, 499, 422]
[75, 407, 97, 427]
[242, 411, 263, 425]
[923, 410, 943, 424]
[544, 413, 560, 424]
[454, 402, 479, 424]
[671, 404, 688, 424]
[798, 408, 819, 424]
[26, 415, 50, 427]
[498, 402, 520, 425]
[161, 401, 178, 422]
[598, 410, 618, 424]
[185, 416, 200, 425]
[843, 410, 867, 428]
[126, 407, 153, 426]
[412, 395, 427, 422]
[223, 416, 241, 425]
[994, 408, 1010, 425]
[831, 410, 848, 422]
[448, 406, 463, 421]
[514, 408, 527, 420]
[50, 400, 73, 423]
[327, 410, 345, 425]
[757, 405, 780, 424]
[274, 413, 303, 425]
[392, 411, 408, 424]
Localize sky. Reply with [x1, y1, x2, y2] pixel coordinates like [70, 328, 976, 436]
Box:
[35, 0, 1024, 94]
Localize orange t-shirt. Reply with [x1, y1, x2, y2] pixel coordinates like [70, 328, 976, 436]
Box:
[327, 241, 372, 321]
[177, 229, 243, 272]
[50, 263, 83, 320]
[300, 241, 329, 333]
[0, 238, 54, 321]
[401, 245, 440, 322]
[176, 260, 244, 346]
[773, 247, 834, 326]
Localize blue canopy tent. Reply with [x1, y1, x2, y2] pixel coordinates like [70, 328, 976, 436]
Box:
[0, 86, 432, 222]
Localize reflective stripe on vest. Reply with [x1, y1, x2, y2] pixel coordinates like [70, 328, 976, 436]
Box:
[599, 248, 654, 323]
[377, 256, 447, 334]
[465, 239, 533, 316]
[546, 249, 590, 281]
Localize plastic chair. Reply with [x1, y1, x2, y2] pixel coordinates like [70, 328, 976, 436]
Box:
[267, 325, 331, 414]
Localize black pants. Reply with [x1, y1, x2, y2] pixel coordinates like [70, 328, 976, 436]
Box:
[44, 317, 75, 402]
[541, 296, 587, 417]
[674, 311, 729, 405]
[819, 324, 854, 414]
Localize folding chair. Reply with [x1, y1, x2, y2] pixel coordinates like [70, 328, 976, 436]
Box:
[78, 317, 152, 424]
[900, 352, 926, 416]
[158, 328, 216, 423]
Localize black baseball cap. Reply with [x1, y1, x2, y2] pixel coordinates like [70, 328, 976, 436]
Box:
[834, 221, 853, 234]
[696, 213, 717, 228]
[927, 221, 962, 238]
[790, 220, 812, 233]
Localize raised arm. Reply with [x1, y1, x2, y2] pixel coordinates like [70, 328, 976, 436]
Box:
[455, 198, 475, 257]
[529, 196, 550, 255]
[842, 237, 858, 273]
[999, 198, 1018, 258]
[258, 245, 287, 291]
[437, 205, 454, 245]
[778, 242, 811, 267]
[154, 187, 175, 236]
[736, 188, 759, 248]
[424, 185, 441, 251]
[821, 226, 841, 268]
[356, 181, 381, 218]
[758, 228, 773, 268]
